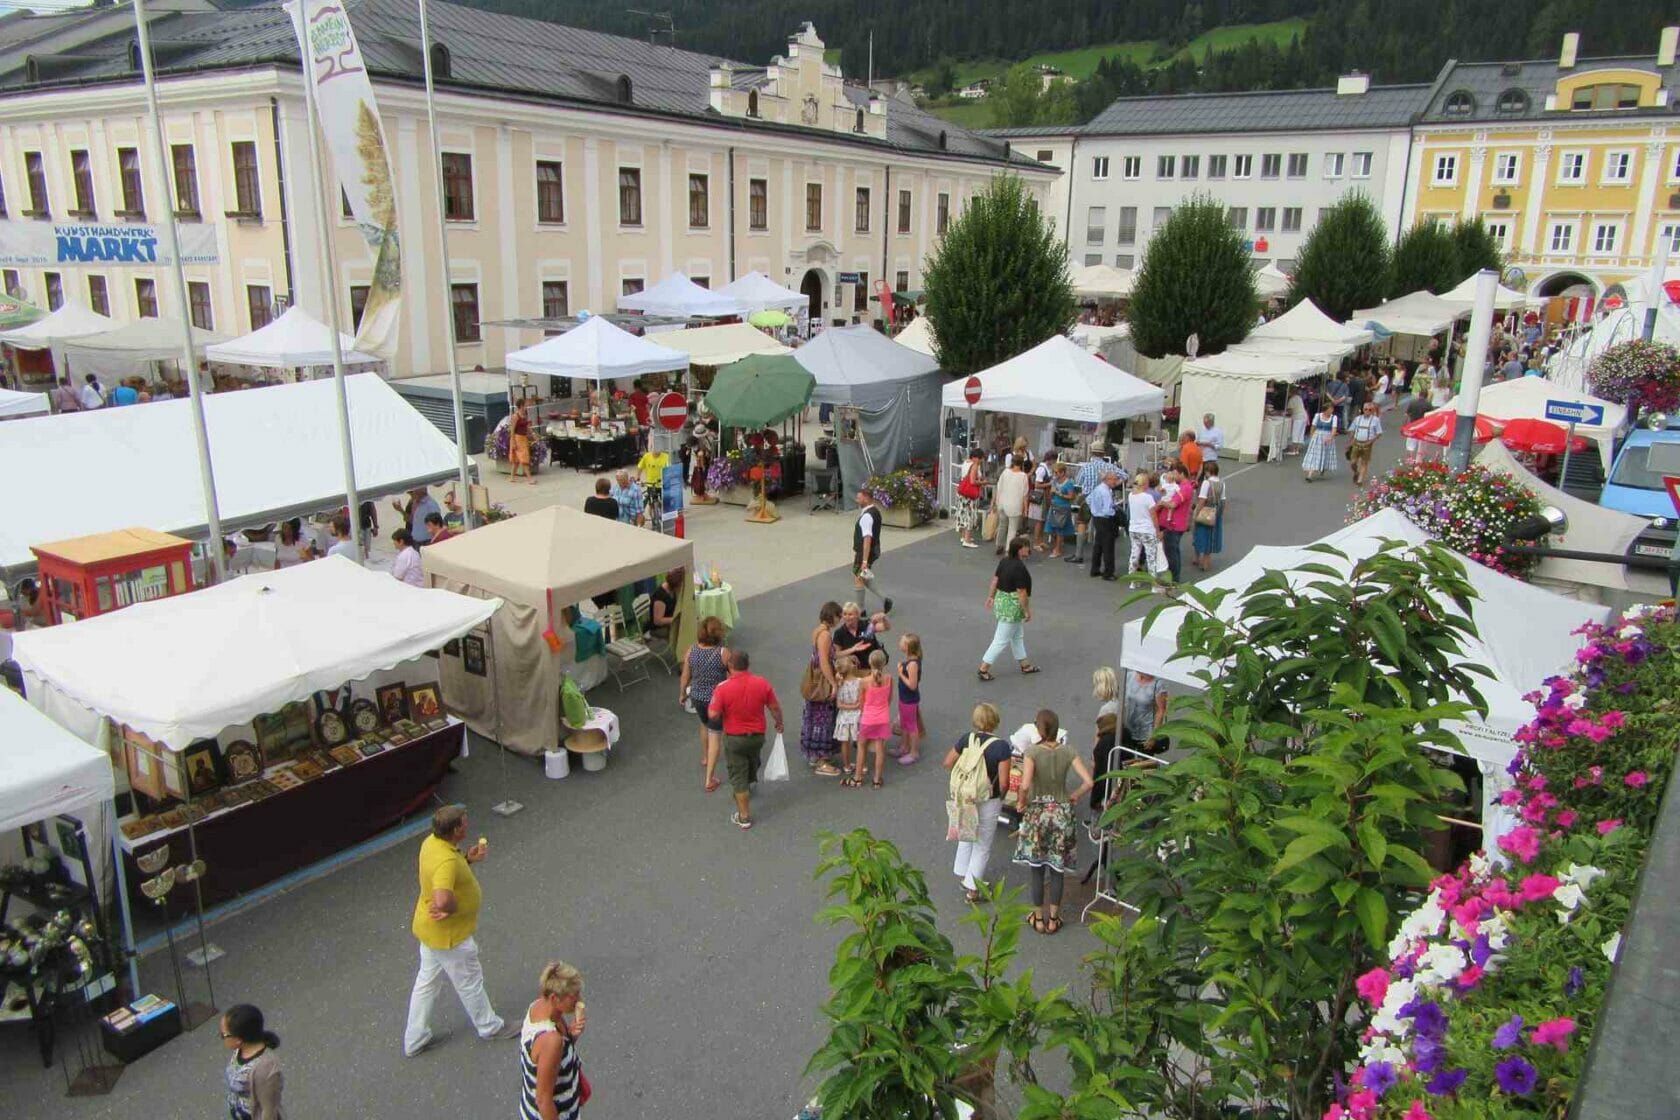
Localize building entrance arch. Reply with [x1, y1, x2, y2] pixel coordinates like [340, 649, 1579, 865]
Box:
[800, 268, 825, 323]
[1535, 270, 1598, 299]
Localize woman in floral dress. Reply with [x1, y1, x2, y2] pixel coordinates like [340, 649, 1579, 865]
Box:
[1011, 709, 1093, 935]
[799, 601, 844, 777]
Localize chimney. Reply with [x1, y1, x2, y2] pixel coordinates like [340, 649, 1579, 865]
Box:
[1336, 71, 1370, 96]
[1659, 26, 1678, 67]
[1559, 32, 1579, 69]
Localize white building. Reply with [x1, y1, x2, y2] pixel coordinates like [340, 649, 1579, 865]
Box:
[0, 2, 1050, 377]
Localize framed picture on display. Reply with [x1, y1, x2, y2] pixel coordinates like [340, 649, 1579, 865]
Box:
[122, 726, 171, 801]
[181, 740, 223, 798]
[462, 634, 486, 677]
[407, 684, 443, 721]
[376, 683, 408, 726]
[253, 702, 314, 763]
[223, 740, 263, 784]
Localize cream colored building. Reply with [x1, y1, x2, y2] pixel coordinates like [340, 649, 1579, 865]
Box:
[0, 2, 1049, 376]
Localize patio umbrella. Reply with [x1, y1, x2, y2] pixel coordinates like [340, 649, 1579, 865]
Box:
[1401, 410, 1503, 447]
[0, 294, 44, 330]
[704, 354, 814, 428]
[747, 309, 791, 329]
[1497, 417, 1590, 455]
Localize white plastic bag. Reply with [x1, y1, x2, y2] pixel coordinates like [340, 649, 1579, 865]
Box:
[762, 732, 791, 782]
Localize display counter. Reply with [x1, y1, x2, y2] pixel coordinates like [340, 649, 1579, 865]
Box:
[545, 421, 637, 473]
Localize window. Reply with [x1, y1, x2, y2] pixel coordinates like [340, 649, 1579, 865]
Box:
[1035, 149, 1052, 162]
[1115, 254, 1134, 269]
[618, 167, 643, 226]
[895, 271, 909, 291]
[1443, 90, 1476, 117]
[1661, 223, 1680, 255]
[1495, 88, 1528, 114]
[1493, 152, 1520, 185]
[231, 141, 260, 216]
[171, 143, 199, 217]
[1351, 151, 1372, 179]
[1091, 156, 1109, 180]
[1116, 206, 1137, 245]
[1324, 152, 1345, 179]
[1432, 153, 1458, 185]
[87, 275, 108, 316]
[1260, 153, 1281, 179]
[1207, 154, 1227, 179]
[1, 270, 16, 296]
[1181, 155, 1199, 179]
[936, 192, 950, 235]
[450, 283, 480, 342]
[1157, 155, 1175, 179]
[692, 276, 710, 291]
[1282, 207, 1303, 233]
[69, 150, 95, 216]
[1571, 83, 1640, 111]
[134, 278, 158, 318]
[1255, 207, 1277, 232]
[430, 42, 451, 79]
[1227, 206, 1247, 230]
[441, 152, 473, 220]
[246, 285, 272, 329]
[1086, 206, 1105, 244]
[1121, 155, 1140, 180]
[1484, 220, 1511, 250]
[535, 160, 564, 223]
[1602, 150, 1632, 185]
[116, 147, 143, 216]
[748, 90, 760, 118]
[1083, 253, 1103, 267]
[806, 182, 823, 232]
[542, 280, 569, 319]
[45, 272, 62, 311]
[853, 272, 869, 314]
[24, 151, 48, 216]
[1233, 154, 1253, 179]
[1547, 222, 1575, 254]
[1151, 206, 1172, 230]
[1590, 222, 1619, 255]
[855, 187, 871, 233]
[616, 75, 633, 104]
[188, 281, 212, 330]
[621, 278, 644, 297]
[688, 173, 709, 228]
[1557, 151, 1586, 184]
[748, 177, 767, 230]
[1672, 149, 1680, 182]
[1287, 153, 1308, 178]
[896, 188, 911, 234]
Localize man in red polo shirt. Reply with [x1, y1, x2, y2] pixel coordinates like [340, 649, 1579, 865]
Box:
[708, 650, 784, 830]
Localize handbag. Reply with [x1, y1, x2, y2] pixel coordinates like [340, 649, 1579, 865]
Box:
[799, 661, 835, 702]
[1194, 504, 1218, 527]
[957, 468, 982, 502]
[982, 507, 999, 540]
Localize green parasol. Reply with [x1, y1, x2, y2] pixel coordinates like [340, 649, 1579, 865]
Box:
[705, 354, 814, 428]
[0, 294, 46, 330]
[747, 309, 791, 329]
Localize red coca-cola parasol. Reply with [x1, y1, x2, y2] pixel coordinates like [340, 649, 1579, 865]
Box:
[1401, 410, 1504, 446]
[1498, 417, 1591, 454]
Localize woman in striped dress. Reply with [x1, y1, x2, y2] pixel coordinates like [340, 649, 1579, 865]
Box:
[520, 961, 587, 1120]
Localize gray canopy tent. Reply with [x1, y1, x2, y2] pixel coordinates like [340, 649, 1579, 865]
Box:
[792, 325, 942, 489]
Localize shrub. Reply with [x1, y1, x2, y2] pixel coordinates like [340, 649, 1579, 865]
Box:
[1349, 461, 1544, 579]
[864, 468, 938, 521]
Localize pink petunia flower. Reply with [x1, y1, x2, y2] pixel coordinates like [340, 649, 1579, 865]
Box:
[1519, 874, 1562, 902]
[1355, 967, 1390, 1006]
[1597, 819, 1623, 836]
[1625, 771, 1649, 788]
[1498, 826, 1542, 864]
[1556, 810, 1578, 829]
[1530, 1017, 1577, 1052]
[1404, 1101, 1433, 1120]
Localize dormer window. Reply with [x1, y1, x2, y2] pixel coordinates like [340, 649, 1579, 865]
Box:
[1443, 90, 1475, 116]
[1571, 83, 1641, 110]
[129, 40, 142, 73]
[855, 108, 865, 133]
[616, 75, 633, 104]
[1495, 88, 1528, 113]
[937, 130, 948, 150]
[430, 42, 451, 80]
[747, 90, 759, 117]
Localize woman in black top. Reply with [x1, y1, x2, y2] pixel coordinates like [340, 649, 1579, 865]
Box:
[649, 569, 681, 638]
[978, 535, 1038, 681]
[832, 600, 889, 663]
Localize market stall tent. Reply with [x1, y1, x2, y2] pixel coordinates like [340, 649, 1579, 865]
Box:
[1452, 375, 1626, 472]
[0, 387, 49, 418]
[61, 319, 230, 381]
[0, 373, 465, 578]
[618, 271, 746, 318]
[204, 306, 380, 368]
[1118, 507, 1611, 836]
[421, 506, 696, 757]
[794, 324, 943, 480]
[650, 322, 791, 366]
[1254, 262, 1292, 300]
[504, 314, 689, 381]
[939, 334, 1165, 423]
[718, 271, 808, 315]
[1070, 263, 1136, 299]
[1352, 290, 1463, 338]
[1250, 298, 1373, 348]
[0, 301, 115, 349]
[893, 315, 938, 358]
[0, 685, 114, 834]
[1178, 348, 1327, 460]
[1439, 275, 1533, 312]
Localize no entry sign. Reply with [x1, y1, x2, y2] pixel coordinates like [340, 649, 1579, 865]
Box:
[655, 391, 688, 431]
[963, 376, 982, 406]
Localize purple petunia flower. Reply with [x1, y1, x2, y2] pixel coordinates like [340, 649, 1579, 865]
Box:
[1426, 1068, 1469, 1096]
[1364, 1061, 1398, 1099]
[1566, 966, 1585, 996]
[1495, 1056, 1538, 1095]
[1470, 933, 1493, 968]
[1492, 1015, 1525, 1050]
[1410, 1001, 1448, 1040]
[1412, 1034, 1444, 1074]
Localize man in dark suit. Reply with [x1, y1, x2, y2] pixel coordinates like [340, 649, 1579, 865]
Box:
[851, 488, 893, 614]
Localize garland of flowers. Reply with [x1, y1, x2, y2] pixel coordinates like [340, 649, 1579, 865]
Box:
[864, 468, 938, 521]
[1585, 339, 1680, 417]
[1327, 604, 1680, 1119]
[1349, 461, 1543, 579]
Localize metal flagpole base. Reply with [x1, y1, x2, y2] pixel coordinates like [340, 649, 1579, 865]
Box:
[491, 800, 524, 817]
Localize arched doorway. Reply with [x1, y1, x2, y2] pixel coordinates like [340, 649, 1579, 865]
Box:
[800, 268, 824, 323]
[1535, 271, 1597, 300]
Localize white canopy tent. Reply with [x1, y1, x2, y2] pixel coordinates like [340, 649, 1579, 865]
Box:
[1439, 275, 1533, 312]
[1452, 375, 1627, 472]
[1070, 263, 1136, 299]
[1119, 508, 1612, 836]
[1179, 348, 1327, 460]
[0, 387, 49, 418]
[1254, 262, 1292, 300]
[794, 324, 940, 408]
[505, 314, 689, 381]
[204, 306, 380, 368]
[0, 373, 465, 578]
[1353, 290, 1464, 338]
[618, 271, 746, 318]
[1250, 298, 1374, 348]
[62, 318, 231, 382]
[894, 316, 938, 358]
[718, 271, 808, 315]
[652, 322, 791, 366]
[1072, 323, 1130, 353]
[0, 302, 116, 349]
[0, 685, 114, 834]
[939, 335, 1164, 423]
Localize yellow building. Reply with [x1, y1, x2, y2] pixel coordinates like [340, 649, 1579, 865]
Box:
[1405, 27, 1680, 301]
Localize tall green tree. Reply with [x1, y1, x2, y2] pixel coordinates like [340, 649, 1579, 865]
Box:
[922, 175, 1076, 374]
[1389, 220, 1461, 297]
[1451, 216, 1505, 286]
[1126, 195, 1256, 358]
[1286, 192, 1391, 321]
[985, 64, 1077, 127]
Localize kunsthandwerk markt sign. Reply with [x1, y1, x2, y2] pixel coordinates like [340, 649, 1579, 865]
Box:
[0, 219, 219, 268]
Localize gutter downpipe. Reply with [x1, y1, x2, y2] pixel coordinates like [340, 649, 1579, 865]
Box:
[727, 145, 737, 281]
[269, 96, 296, 303]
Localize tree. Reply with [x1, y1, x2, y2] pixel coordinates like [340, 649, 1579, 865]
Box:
[1126, 195, 1256, 358]
[986, 64, 1046, 127]
[1286, 192, 1390, 321]
[1389, 220, 1461, 296]
[1451, 215, 1505, 285]
[925, 56, 959, 99]
[922, 175, 1076, 375]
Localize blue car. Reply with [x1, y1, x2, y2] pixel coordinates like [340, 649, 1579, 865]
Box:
[1599, 428, 1680, 567]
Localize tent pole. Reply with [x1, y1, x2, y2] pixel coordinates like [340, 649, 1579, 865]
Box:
[109, 811, 141, 996]
[133, 0, 225, 582]
[487, 615, 522, 816]
[291, 3, 363, 560]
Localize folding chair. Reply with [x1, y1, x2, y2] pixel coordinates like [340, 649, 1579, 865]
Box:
[808, 466, 840, 513]
[632, 594, 677, 675]
[599, 605, 654, 691]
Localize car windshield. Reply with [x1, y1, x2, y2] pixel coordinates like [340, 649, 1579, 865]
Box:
[1608, 444, 1666, 491]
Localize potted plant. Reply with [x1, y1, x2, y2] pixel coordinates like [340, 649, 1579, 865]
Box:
[864, 469, 938, 528]
[707, 450, 753, 506]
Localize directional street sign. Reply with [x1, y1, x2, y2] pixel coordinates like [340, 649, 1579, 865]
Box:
[1544, 399, 1606, 426]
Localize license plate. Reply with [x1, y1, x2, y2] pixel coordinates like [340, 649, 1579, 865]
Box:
[1633, 542, 1671, 558]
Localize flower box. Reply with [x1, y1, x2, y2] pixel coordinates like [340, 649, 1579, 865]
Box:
[879, 504, 928, 529]
[716, 486, 752, 507]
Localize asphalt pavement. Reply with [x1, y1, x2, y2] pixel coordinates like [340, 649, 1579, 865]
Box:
[0, 433, 1405, 1120]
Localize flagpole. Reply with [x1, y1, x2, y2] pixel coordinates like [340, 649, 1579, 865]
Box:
[132, 0, 226, 581]
[292, 2, 364, 560]
[417, 0, 473, 508]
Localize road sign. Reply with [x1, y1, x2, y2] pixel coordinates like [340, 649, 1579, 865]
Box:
[962, 376, 982, 406]
[1544, 399, 1605, 426]
[837, 271, 862, 285]
[655, 391, 688, 431]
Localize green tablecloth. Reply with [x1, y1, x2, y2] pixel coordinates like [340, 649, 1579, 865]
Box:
[695, 583, 740, 630]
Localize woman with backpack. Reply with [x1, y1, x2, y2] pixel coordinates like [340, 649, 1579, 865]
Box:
[943, 702, 1014, 904]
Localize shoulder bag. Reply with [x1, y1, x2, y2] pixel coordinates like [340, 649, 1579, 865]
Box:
[1194, 480, 1222, 527]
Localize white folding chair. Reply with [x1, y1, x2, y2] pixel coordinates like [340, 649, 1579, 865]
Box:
[600, 605, 654, 691]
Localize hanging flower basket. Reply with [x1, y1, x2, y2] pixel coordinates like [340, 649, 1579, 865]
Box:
[1586, 339, 1680, 417]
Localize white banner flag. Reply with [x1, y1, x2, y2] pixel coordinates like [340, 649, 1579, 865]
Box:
[0, 219, 219, 268]
[289, 0, 402, 358]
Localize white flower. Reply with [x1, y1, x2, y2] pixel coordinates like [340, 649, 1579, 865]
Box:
[1603, 932, 1623, 963]
[1371, 979, 1419, 1038]
[1417, 944, 1468, 986]
[1617, 623, 1643, 640]
[1483, 912, 1512, 952]
[1562, 692, 1587, 710]
[1559, 863, 1605, 892]
[1468, 851, 1492, 879]
[1359, 1037, 1408, 1068]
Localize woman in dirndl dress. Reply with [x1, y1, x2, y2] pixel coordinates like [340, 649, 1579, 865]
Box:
[1302, 400, 1341, 481]
[799, 602, 844, 777]
[1011, 709, 1094, 936]
[953, 448, 985, 548]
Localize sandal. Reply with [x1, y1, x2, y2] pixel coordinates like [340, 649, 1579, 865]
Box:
[977, 668, 996, 682]
[1019, 663, 1041, 675]
[872, 778, 883, 789]
[813, 764, 842, 777]
[1027, 912, 1046, 934]
[1044, 915, 1063, 935]
[703, 777, 721, 793]
[964, 889, 981, 905]
[840, 776, 862, 788]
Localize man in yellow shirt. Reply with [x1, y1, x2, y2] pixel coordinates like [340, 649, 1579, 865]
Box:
[402, 805, 516, 1055]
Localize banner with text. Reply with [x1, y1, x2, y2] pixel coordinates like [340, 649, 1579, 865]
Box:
[289, 0, 402, 358]
[0, 219, 219, 268]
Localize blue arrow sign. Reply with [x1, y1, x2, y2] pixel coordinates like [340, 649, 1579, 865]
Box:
[1544, 399, 1605, 426]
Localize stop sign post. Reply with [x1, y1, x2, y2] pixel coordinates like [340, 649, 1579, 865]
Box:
[655, 391, 688, 431]
[963, 376, 982, 406]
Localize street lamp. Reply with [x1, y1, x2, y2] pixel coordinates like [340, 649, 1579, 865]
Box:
[1502, 506, 1680, 595]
